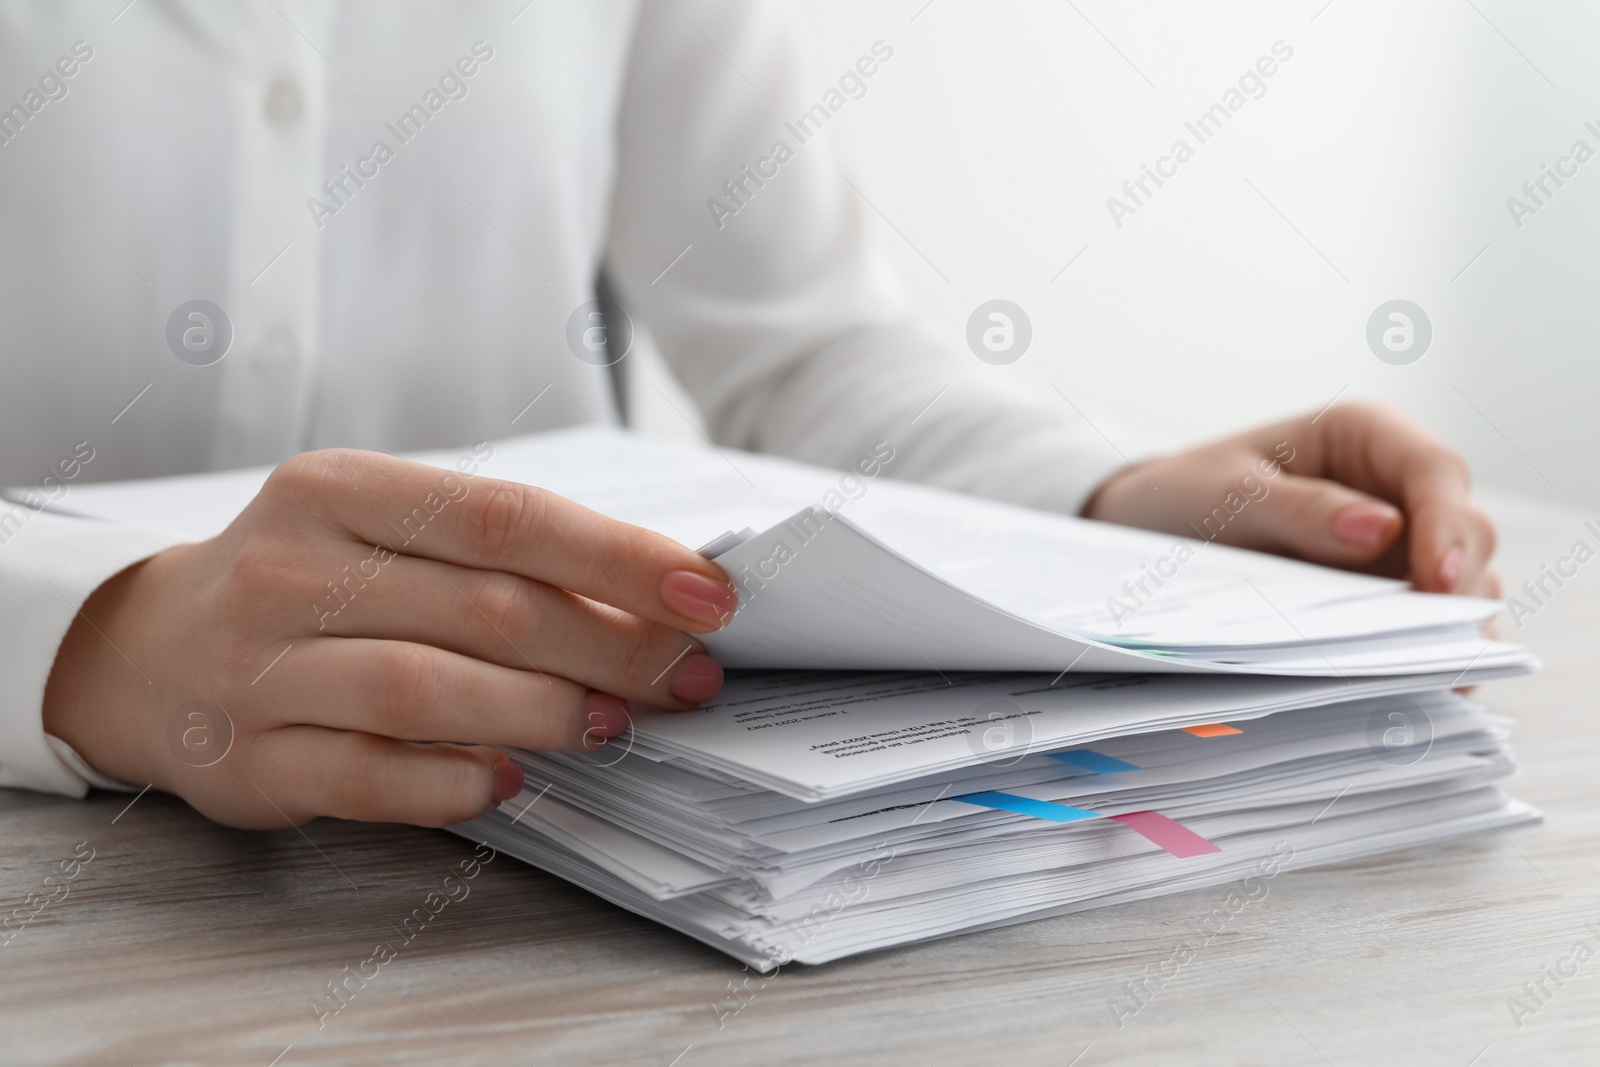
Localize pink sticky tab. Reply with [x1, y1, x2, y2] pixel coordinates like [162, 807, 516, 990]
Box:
[1109, 811, 1221, 858]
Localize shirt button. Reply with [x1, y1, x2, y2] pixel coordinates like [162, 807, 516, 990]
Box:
[263, 79, 304, 125]
[250, 327, 301, 376]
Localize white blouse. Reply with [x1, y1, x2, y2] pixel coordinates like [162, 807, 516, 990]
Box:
[0, 0, 1135, 796]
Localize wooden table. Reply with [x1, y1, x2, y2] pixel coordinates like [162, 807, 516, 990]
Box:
[3, 490, 1595, 1066]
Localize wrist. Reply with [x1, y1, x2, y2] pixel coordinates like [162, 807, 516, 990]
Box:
[42, 553, 169, 788]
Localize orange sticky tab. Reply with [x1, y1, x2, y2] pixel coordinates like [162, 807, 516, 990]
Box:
[1182, 723, 1242, 737]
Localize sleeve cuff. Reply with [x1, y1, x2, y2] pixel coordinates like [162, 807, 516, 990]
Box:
[0, 507, 188, 797]
[44, 733, 142, 793]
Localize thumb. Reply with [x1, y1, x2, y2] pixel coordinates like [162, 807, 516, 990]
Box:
[1213, 472, 1403, 566]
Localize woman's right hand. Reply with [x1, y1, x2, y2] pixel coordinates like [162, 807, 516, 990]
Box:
[41, 449, 737, 829]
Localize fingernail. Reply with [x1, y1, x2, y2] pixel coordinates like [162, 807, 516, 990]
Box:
[660, 570, 738, 628]
[491, 758, 524, 803]
[1333, 503, 1399, 546]
[670, 653, 724, 704]
[1438, 545, 1463, 592]
[583, 692, 630, 747]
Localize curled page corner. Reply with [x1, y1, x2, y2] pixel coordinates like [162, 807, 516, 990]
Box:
[697, 527, 757, 559]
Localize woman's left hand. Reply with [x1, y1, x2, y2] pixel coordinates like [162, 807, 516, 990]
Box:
[1083, 400, 1500, 600]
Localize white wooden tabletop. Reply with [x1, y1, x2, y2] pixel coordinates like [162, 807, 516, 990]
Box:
[2, 488, 1595, 1066]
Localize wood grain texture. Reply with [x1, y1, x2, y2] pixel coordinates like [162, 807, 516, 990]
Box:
[2, 489, 1596, 1066]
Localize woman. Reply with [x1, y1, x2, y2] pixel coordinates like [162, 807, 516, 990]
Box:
[0, 1, 1496, 828]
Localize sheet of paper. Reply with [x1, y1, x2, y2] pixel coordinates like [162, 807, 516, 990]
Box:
[623, 667, 1526, 801]
[702, 509, 1515, 674]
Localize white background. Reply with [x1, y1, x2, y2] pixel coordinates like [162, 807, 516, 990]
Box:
[634, 0, 1600, 511]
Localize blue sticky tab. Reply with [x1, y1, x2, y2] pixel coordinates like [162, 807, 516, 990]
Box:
[953, 791, 1099, 823]
[1050, 750, 1141, 774]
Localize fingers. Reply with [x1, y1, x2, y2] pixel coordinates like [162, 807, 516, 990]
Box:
[1320, 404, 1490, 592]
[1459, 567, 1502, 602]
[264, 637, 633, 751]
[260, 450, 737, 632]
[1401, 483, 1496, 595]
[1203, 471, 1404, 566]
[248, 726, 524, 827]
[312, 554, 722, 708]
[1262, 403, 1497, 593]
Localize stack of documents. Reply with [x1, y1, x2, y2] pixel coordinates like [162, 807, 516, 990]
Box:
[47, 427, 1538, 966]
[463, 681, 1529, 967]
